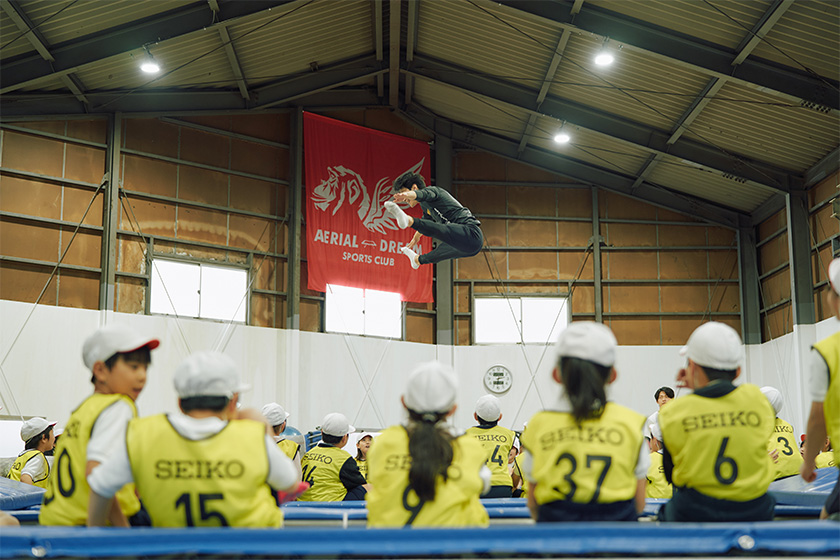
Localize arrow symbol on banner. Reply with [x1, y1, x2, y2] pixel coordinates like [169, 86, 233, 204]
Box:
[361, 240, 377, 247]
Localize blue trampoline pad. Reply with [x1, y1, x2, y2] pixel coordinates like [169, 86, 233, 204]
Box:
[0, 521, 836, 558]
[769, 467, 837, 506]
[0, 478, 44, 510]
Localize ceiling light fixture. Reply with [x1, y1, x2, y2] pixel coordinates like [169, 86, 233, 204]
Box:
[139, 47, 160, 74]
[554, 132, 571, 144]
[594, 38, 615, 67]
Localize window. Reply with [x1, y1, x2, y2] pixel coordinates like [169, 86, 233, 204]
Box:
[150, 259, 248, 323]
[325, 284, 401, 338]
[474, 296, 569, 344]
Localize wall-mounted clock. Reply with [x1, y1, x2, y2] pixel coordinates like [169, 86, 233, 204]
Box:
[484, 364, 512, 394]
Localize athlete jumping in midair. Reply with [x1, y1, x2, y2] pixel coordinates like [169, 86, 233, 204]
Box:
[384, 172, 483, 269]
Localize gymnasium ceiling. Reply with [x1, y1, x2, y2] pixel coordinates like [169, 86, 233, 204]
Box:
[1, 0, 838, 228]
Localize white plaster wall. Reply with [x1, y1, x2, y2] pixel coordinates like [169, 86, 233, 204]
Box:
[1, 300, 837, 453]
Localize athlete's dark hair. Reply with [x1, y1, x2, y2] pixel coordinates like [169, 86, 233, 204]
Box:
[392, 171, 426, 192]
[559, 356, 611, 424]
[697, 365, 737, 382]
[654, 386, 674, 401]
[406, 409, 453, 502]
[321, 433, 344, 445]
[24, 425, 53, 450]
[92, 347, 152, 384]
[179, 396, 229, 413]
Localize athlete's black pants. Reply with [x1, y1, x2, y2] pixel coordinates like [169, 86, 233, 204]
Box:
[344, 485, 368, 501]
[413, 219, 483, 265]
[537, 498, 637, 522]
[484, 485, 513, 499]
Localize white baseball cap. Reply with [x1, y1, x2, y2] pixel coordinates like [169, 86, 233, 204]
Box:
[82, 324, 160, 369]
[829, 258, 840, 295]
[262, 403, 290, 426]
[680, 322, 743, 370]
[475, 394, 501, 423]
[760, 386, 783, 416]
[402, 361, 458, 414]
[174, 351, 249, 399]
[21, 417, 56, 442]
[321, 412, 354, 437]
[555, 321, 617, 367]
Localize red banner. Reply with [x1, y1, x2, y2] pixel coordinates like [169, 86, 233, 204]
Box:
[304, 113, 433, 302]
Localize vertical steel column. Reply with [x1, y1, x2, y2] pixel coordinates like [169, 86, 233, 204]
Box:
[99, 112, 121, 310]
[738, 216, 762, 343]
[591, 187, 603, 322]
[286, 108, 303, 330]
[786, 190, 816, 325]
[435, 134, 454, 344]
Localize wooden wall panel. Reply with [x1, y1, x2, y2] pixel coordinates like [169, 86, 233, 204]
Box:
[116, 277, 145, 314]
[507, 186, 555, 216]
[608, 285, 658, 313]
[120, 199, 176, 237]
[231, 141, 283, 179]
[455, 152, 506, 180]
[602, 192, 657, 220]
[508, 220, 556, 246]
[67, 120, 107, 144]
[758, 209, 785, 239]
[508, 252, 558, 280]
[761, 269, 791, 303]
[660, 251, 707, 279]
[661, 317, 704, 345]
[2, 131, 64, 177]
[122, 155, 177, 197]
[179, 166, 229, 206]
[59, 230, 100, 268]
[658, 225, 706, 246]
[230, 177, 282, 215]
[0, 264, 56, 304]
[300, 299, 321, 332]
[180, 127, 229, 168]
[251, 293, 278, 328]
[458, 184, 505, 214]
[481, 218, 506, 246]
[63, 186, 103, 226]
[0, 220, 59, 261]
[708, 227, 737, 246]
[609, 317, 660, 345]
[456, 249, 500, 280]
[759, 233, 788, 271]
[605, 252, 657, 279]
[456, 284, 470, 313]
[661, 285, 707, 312]
[455, 317, 471, 346]
[406, 314, 434, 344]
[558, 189, 591, 218]
[125, 119, 179, 158]
[557, 221, 591, 247]
[56, 272, 99, 309]
[229, 215, 274, 253]
[811, 204, 836, 242]
[711, 284, 741, 314]
[0, 176, 61, 218]
[173, 207, 227, 246]
[559, 251, 593, 280]
[64, 144, 106, 184]
[709, 250, 738, 279]
[763, 306, 792, 340]
[571, 285, 594, 314]
[605, 223, 656, 247]
[809, 170, 839, 207]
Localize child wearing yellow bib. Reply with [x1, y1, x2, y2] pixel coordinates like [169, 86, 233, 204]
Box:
[658, 322, 776, 522]
[801, 258, 840, 520]
[87, 351, 301, 528]
[520, 322, 648, 522]
[7, 417, 56, 488]
[366, 361, 490, 527]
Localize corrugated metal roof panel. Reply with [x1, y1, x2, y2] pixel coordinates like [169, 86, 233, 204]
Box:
[528, 115, 652, 178]
[0, 9, 37, 59]
[751, 0, 840, 82]
[681, 81, 839, 173]
[548, 31, 711, 132]
[412, 77, 529, 142]
[417, 0, 562, 91]
[20, 0, 194, 48]
[646, 154, 777, 213]
[587, 0, 772, 50]
[231, 0, 373, 88]
[74, 30, 236, 92]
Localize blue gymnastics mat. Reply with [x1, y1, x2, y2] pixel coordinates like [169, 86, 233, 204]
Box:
[0, 521, 837, 558]
[0, 478, 44, 510]
[769, 467, 837, 506]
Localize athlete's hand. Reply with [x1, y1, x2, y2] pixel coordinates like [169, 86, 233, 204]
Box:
[393, 191, 416, 203]
[800, 460, 817, 483]
[277, 481, 310, 504]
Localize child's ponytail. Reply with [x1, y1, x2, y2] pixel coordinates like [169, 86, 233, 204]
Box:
[406, 410, 454, 501]
[560, 356, 611, 424]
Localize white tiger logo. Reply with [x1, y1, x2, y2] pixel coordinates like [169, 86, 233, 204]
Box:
[311, 160, 424, 235]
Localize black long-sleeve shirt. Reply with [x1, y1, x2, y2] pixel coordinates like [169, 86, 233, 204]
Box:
[414, 186, 480, 226]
